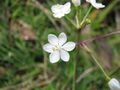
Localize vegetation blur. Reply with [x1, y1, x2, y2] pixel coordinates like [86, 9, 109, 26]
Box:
[0, 0, 120, 90]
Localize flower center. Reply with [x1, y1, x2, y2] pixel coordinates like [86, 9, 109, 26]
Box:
[52, 45, 61, 51]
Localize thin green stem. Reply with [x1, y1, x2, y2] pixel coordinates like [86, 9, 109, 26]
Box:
[72, 7, 81, 90]
[83, 45, 111, 80]
[75, 7, 80, 29]
[65, 16, 77, 28]
[72, 59, 76, 90]
[80, 6, 92, 28]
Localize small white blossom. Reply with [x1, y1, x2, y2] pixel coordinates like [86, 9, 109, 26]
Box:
[72, 0, 81, 6]
[51, 2, 71, 18]
[86, 0, 105, 9]
[108, 78, 120, 90]
[43, 32, 76, 63]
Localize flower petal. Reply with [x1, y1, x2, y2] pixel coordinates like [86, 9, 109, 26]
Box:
[51, 4, 63, 14]
[108, 78, 120, 90]
[49, 51, 60, 63]
[60, 50, 70, 62]
[48, 34, 58, 45]
[86, 0, 105, 9]
[86, 0, 91, 3]
[58, 32, 67, 46]
[53, 13, 65, 18]
[51, 2, 71, 18]
[62, 2, 71, 14]
[72, 0, 81, 6]
[62, 42, 76, 51]
[51, 4, 65, 18]
[43, 43, 54, 53]
[91, 3, 105, 9]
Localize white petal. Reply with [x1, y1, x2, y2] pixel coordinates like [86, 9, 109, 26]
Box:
[49, 51, 60, 63]
[51, 4, 65, 18]
[62, 2, 71, 14]
[51, 2, 71, 18]
[62, 42, 76, 51]
[86, 0, 105, 9]
[72, 0, 81, 6]
[48, 34, 58, 45]
[91, 3, 105, 9]
[43, 43, 54, 53]
[58, 32, 67, 46]
[86, 0, 91, 3]
[53, 13, 65, 18]
[64, 9, 71, 14]
[51, 4, 63, 14]
[108, 78, 120, 90]
[60, 50, 70, 62]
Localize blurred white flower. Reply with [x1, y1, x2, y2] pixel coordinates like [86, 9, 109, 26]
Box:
[72, 0, 81, 6]
[86, 0, 105, 9]
[43, 32, 76, 63]
[51, 2, 71, 18]
[108, 78, 120, 90]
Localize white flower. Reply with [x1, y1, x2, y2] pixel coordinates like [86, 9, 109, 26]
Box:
[86, 0, 105, 9]
[108, 78, 120, 90]
[51, 2, 71, 18]
[43, 32, 76, 63]
[72, 0, 81, 6]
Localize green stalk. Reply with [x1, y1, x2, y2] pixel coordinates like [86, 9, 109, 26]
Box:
[72, 6, 81, 90]
[83, 45, 111, 80]
[65, 16, 77, 28]
[75, 7, 80, 29]
[80, 6, 92, 28]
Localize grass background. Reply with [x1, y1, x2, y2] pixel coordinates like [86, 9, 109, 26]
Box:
[0, 0, 120, 90]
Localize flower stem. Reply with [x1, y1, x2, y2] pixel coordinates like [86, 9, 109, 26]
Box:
[65, 16, 77, 28]
[83, 45, 111, 80]
[72, 7, 81, 90]
[75, 7, 80, 29]
[80, 6, 92, 28]
[73, 59, 76, 90]
[82, 30, 120, 44]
